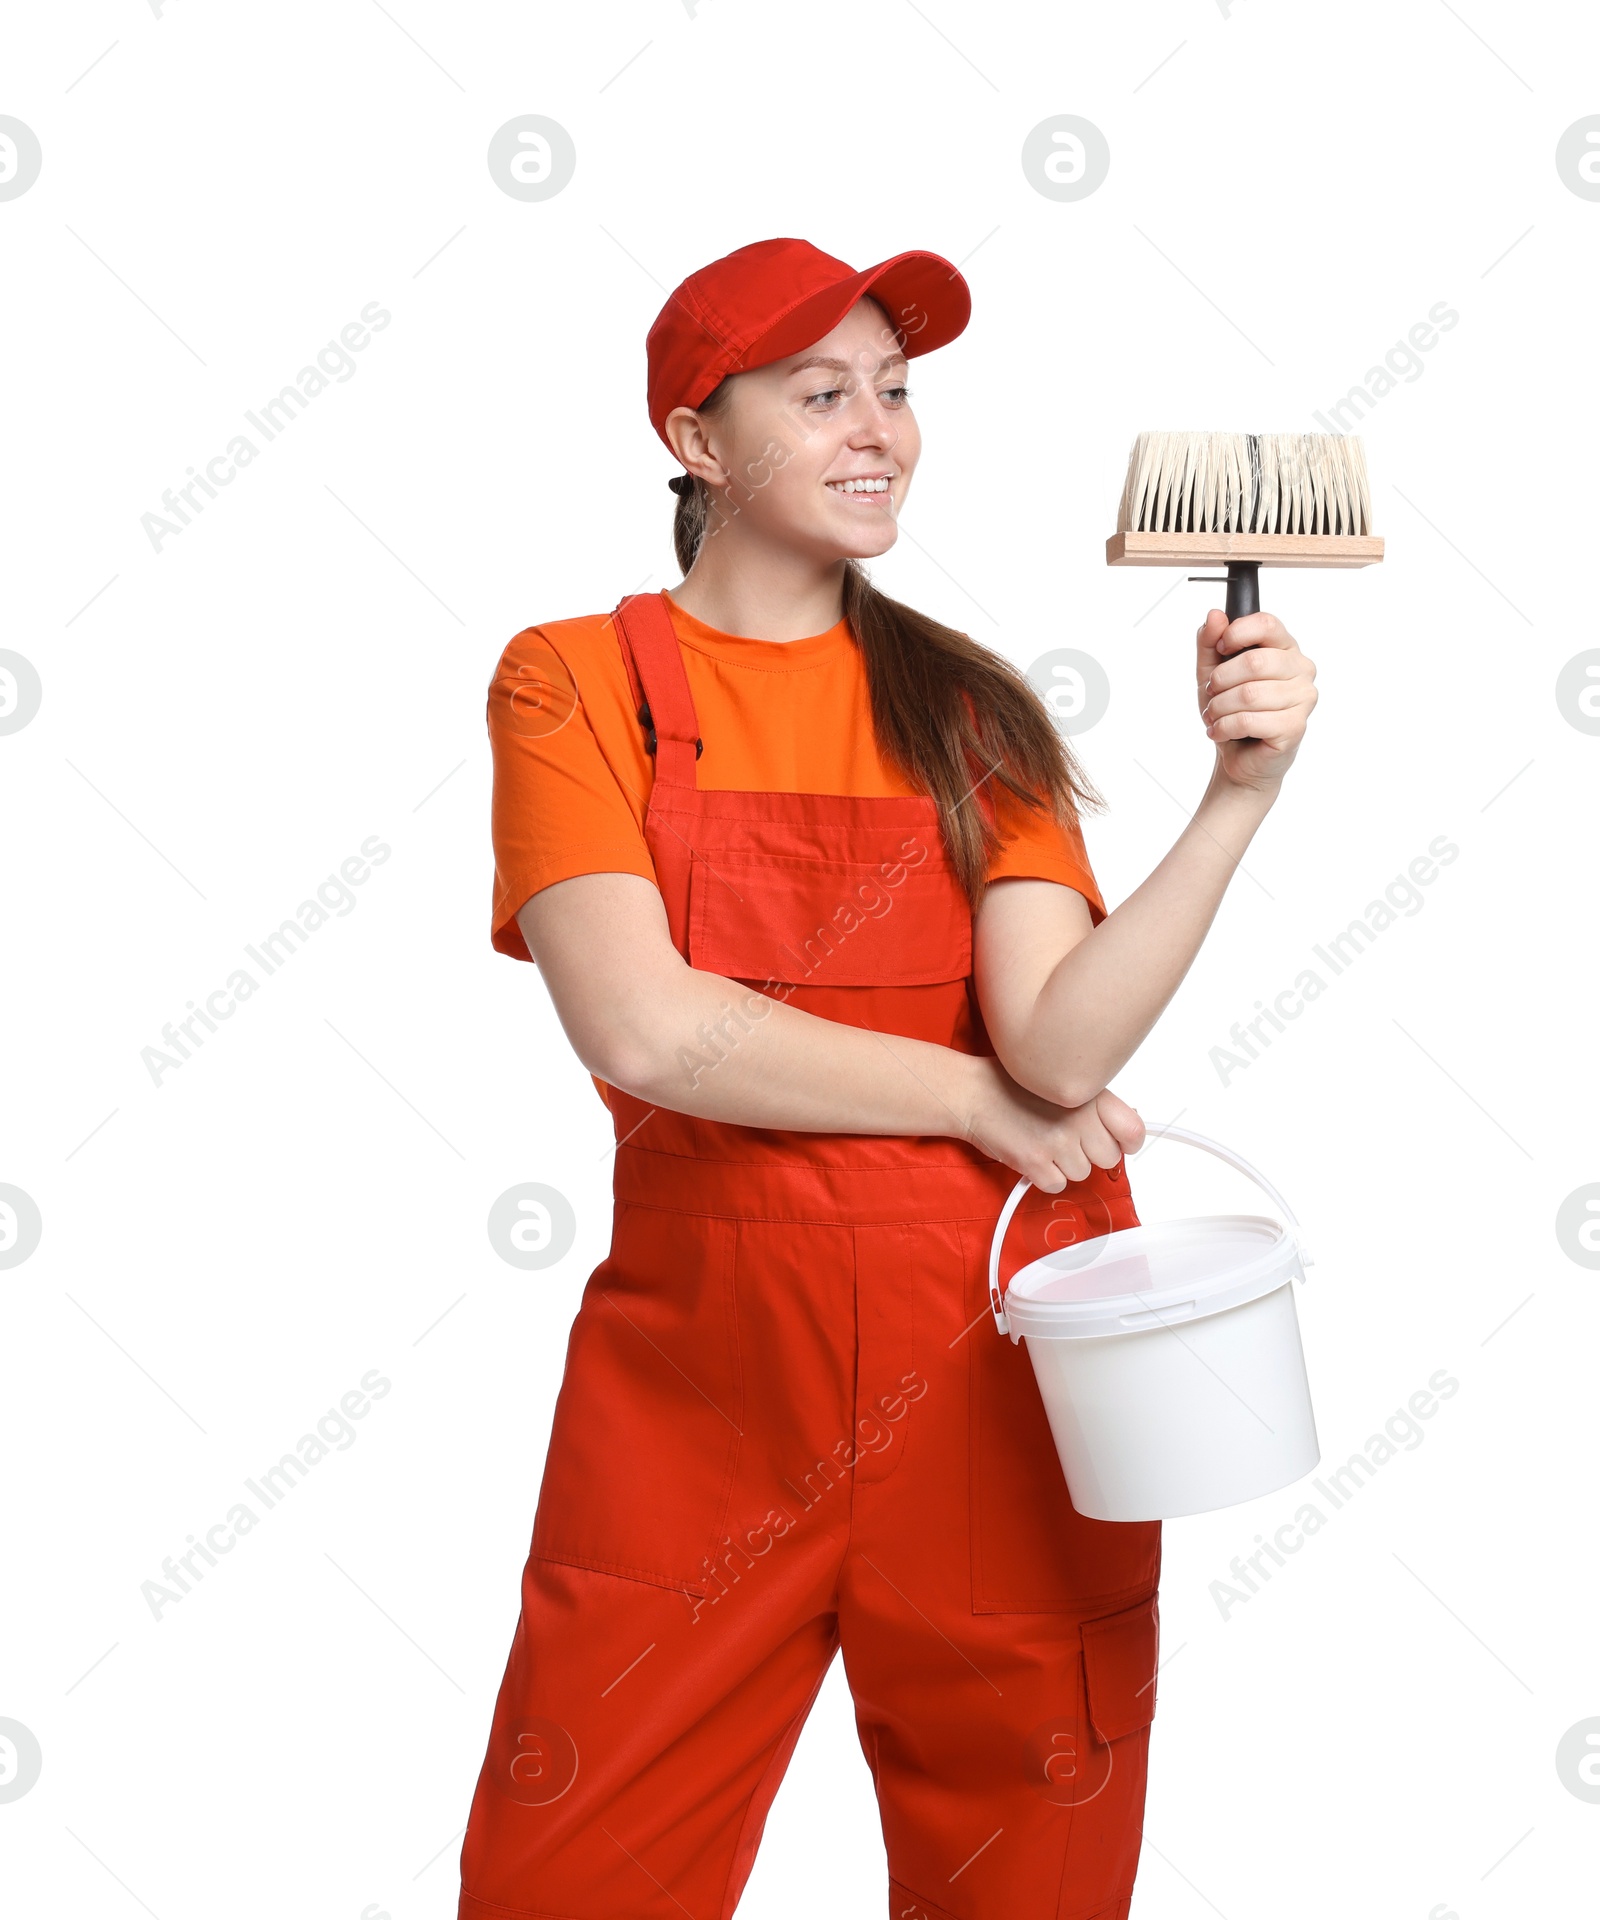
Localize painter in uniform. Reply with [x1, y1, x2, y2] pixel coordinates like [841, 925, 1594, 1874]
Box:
[458, 237, 1320, 1920]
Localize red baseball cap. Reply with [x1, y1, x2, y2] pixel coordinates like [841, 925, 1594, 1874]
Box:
[646, 236, 972, 451]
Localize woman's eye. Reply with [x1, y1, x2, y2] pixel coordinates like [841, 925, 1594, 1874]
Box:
[803, 384, 913, 410]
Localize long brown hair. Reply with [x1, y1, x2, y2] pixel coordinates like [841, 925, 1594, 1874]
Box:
[670, 378, 1106, 907]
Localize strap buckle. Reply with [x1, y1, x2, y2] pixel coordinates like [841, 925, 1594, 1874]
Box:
[638, 701, 702, 758]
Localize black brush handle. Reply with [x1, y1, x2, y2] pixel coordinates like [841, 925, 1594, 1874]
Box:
[1219, 560, 1269, 741]
[1225, 560, 1259, 624]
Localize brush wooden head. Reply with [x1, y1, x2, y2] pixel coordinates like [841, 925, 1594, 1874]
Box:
[1107, 431, 1383, 567]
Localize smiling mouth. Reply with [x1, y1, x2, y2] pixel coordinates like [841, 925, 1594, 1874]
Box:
[825, 476, 894, 499]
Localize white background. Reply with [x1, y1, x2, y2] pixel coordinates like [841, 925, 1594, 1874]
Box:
[3, 3, 1597, 1918]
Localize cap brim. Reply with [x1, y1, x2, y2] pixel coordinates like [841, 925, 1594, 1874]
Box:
[723, 249, 972, 388]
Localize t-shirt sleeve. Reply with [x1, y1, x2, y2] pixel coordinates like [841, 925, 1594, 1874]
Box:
[985, 785, 1108, 924]
[488, 626, 657, 962]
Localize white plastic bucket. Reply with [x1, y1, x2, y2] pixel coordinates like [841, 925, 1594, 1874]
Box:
[988, 1125, 1320, 1522]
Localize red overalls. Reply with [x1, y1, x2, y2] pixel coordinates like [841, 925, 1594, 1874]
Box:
[458, 591, 1162, 1920]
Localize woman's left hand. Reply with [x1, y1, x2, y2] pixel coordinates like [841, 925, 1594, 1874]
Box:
[1197, 608, 1318, 794]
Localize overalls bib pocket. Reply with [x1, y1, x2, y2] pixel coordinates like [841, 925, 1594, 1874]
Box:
[530, 1201, 742, 1596]
[687, 848, 972, 990]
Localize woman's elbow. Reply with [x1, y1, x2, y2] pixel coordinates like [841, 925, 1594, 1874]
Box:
[542, 954, 688, 1099]
[991, 1039, 1100, 1113]
[577, 1001, 699, 1106]
[1040, 1070, 1104, 1111]
[576, 1026, 659, 1102]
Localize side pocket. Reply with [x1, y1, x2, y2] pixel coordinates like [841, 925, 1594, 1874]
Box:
[1081, 1591, 1161, 1743]
[965, 1193, 1161, 1613]
[1052, 1592, 1161, 1914]
[530, 1203, 742, 1595]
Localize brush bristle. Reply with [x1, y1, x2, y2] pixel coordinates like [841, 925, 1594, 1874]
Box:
[1117, 432, 1373, 537]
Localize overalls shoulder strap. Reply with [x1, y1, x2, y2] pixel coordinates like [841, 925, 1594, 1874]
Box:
[612, 591, 702, 789]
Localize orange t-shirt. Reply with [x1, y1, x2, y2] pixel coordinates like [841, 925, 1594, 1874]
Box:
[488, 593, 1106, 969]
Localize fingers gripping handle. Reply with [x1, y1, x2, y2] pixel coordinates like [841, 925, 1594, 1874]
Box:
[986, 1123, 1312, 1341]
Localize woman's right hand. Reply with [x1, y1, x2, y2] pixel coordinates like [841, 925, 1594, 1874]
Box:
[959, 1055, 1144, 1191]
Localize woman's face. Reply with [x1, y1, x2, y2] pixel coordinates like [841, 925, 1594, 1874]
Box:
[677, 296, 921, 562]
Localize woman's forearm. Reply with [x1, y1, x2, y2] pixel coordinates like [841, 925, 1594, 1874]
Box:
[521, 873, 988, 1139]
[602, 963, 982, 1137]
[521, 877, 1151, 1183]
[1018, 773, 1277, 1103]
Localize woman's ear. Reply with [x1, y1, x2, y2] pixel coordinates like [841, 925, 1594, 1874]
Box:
[663, 405, 726, 490]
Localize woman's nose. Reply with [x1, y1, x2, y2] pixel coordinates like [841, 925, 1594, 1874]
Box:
[849, 395, 899, 449]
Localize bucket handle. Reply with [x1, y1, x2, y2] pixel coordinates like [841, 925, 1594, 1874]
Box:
[987, 1123, 1313, 1339]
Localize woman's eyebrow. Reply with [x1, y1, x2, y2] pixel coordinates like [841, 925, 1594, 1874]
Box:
[786, 352, 909, 376]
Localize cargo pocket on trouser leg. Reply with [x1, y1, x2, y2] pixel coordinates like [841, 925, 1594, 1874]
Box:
[1036, 1591, 1160, 1920]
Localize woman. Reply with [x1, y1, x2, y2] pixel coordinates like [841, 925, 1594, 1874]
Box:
[459, 237, 1317, 1920]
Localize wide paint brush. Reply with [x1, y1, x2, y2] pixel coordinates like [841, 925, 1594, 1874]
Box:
[1106, 430, 1384, 624]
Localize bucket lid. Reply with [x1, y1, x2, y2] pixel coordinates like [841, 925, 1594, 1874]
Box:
[1001, 1213, 1303, 1342]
